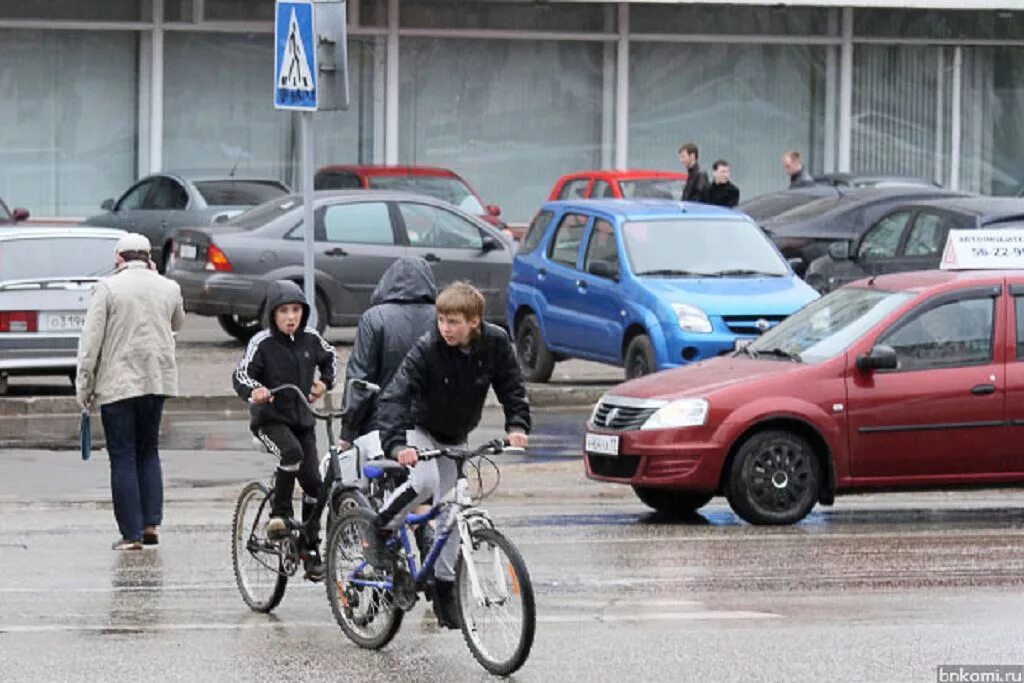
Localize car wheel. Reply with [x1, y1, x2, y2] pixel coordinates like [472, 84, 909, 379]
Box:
[632, 486, 713, 517]
[217, 314, 261, 343]
[515, 314, 554, 383]
[725, 430, 821, 525]
[624, 334, 656, 380]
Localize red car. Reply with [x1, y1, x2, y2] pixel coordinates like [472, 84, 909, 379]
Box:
[313, 164, 505, 232]
[548, 169, 689, 202]
[584, 269, 1024, 525]
[0, 197, 29, 225]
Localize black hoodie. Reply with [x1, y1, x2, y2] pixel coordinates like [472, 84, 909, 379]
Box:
[339, 257, 438, 442]
[233, 280, 338, 430]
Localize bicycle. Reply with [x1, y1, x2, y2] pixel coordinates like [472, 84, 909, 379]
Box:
[231, 382, 386, 613]
[324, 439, 537, 676]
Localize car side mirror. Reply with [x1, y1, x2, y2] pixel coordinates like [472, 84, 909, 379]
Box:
[828, 241, 851, 261]
[101, 198, 115, 211]
[487, 204, 501, 217]
[481, 235, 502, 253]
[587, 261, 619, 281]
[12, 207, 29, 221]
[856, 344, 898, 371]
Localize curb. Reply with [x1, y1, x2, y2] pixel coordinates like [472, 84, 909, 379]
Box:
[0, 383, 610, 418]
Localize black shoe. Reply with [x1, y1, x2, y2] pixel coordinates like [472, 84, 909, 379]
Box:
[432, 580, 461, 630]
[303, 549, 324, 582]
[361, 520, 396, 570]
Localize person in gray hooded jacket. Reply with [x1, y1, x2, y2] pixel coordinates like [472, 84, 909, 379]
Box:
[338, 256, 438, 448]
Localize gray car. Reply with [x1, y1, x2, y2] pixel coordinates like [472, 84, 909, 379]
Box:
[81, 172, 291, 272]
[168, 190, 514, 341]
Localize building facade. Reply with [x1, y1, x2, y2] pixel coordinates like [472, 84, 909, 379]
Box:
[1, 1, 1023, 223]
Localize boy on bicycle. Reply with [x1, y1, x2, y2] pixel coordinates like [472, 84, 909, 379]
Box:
[367, 281, 531, 628]
[233, 280, 337, 579]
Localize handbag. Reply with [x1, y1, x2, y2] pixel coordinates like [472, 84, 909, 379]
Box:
[80, 409, 92, 461]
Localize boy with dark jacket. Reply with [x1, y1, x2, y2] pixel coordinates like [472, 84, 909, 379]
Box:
[232, 280, 337, 579]
[367, 281, 531, 628]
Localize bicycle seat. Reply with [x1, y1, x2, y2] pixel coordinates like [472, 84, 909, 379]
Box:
[363, 460, 408, 483]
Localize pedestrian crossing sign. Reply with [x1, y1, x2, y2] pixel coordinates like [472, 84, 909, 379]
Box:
[274, 0, 317, 111]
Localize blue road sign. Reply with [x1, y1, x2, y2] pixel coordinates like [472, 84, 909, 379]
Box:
[274, 0, 317, 111]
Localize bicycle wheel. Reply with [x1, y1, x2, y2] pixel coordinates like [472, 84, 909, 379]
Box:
[456, 527, 536, 676]
[324, 508, 403, 649]
[231, 481, 287, 613]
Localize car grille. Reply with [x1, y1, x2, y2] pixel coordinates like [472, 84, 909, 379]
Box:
[722, 315, 786, 336]
[587, 453, 640, 479]
[590, 401, 660, 431]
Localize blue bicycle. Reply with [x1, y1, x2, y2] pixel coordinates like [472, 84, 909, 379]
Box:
[324, 440, 536, 676]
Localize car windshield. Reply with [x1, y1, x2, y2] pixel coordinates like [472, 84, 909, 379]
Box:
[194, 180, 289, 206]
[619, 179, 685, 201]
[227, 197, 302, 230]
[367, 175, 485, 214]
[624, 218, 790, 277]
[0, 236, 120, 280]
[746, 287, 912, 363]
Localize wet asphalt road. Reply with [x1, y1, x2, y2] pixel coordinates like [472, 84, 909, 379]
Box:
[3, 432, 1024, 681]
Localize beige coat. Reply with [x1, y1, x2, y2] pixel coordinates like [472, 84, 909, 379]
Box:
[76, 261, 185, 407]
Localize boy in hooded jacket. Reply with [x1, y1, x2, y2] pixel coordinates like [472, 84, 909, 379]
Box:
[233, 280, 338, 579]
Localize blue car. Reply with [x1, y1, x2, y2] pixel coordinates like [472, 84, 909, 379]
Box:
[507, 200, 820, 381]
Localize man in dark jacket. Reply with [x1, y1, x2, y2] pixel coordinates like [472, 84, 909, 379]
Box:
[705, 159, 741, 208]
[232, 280, 337, 579]
[784, 150, 815, 188]
[366, 282, 530, 629]
[338, 256, 437, 449]
[678, 142, 709, 202]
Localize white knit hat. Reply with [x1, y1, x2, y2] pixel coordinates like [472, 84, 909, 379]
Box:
[115, 232, 151, 253]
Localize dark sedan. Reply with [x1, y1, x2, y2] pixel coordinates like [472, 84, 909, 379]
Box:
[806, 196, 1024, 292]
[760, 186, 969, 277]
[813, 173, 940, 190]
[168, 190, 514, 341]
[81, 173, 290, 271]
[737, 185, 840, 223]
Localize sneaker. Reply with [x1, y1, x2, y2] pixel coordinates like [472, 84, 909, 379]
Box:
[112, 538, 143, 551]
[266, 516, 288, 539]
[303, 550, 325, 582]
[432, 580, 461, 630]
[142, 526, 159, 546]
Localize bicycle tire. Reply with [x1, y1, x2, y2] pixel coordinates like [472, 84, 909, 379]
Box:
[456, 527, 536, 676]
[231, 481, 288, 612]
[324, 508, 403, 649]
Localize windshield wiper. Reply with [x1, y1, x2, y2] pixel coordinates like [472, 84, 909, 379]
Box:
[733, 344, 758, 359]
[708, 269, 784, 278]
[756, 347, 803, 363]
[635, 269, 715, 278]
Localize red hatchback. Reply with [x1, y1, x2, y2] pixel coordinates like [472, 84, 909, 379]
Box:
[548, 169, 689, 202]
[314, 164, 505, 231]
[584, 269, 1024, 525]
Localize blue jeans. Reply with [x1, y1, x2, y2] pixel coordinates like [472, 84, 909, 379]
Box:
[100, 395, 166, 541]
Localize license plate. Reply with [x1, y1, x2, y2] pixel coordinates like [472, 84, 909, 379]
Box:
[179, 244, 198, 260]
[585, 432, 619, 456]
[40, 312, 86, 332]
[734, 337, 754, 350]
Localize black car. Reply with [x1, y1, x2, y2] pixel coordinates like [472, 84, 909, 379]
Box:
[805, 196, 1024, 293]
[813, 173, 940, 190]
[760, 187, 969, 277]
[737, 185, 840, 223]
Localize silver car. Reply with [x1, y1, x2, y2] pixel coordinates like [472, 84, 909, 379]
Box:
[168, 190, 514, 341]
[81, 172, 290, 272]
[0, 226, 125, 393]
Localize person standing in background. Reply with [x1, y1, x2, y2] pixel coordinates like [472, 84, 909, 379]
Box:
[784, 150, 815, 188]
[678, 142, 710, 202]
[705, 159, 740, 208]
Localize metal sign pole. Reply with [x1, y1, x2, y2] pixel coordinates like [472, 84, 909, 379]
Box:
[301, 109, 317, 328]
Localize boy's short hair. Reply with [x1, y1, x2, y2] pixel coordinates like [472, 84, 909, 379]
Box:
[436, 281, 485, 321]
[712, 159, 730, 171]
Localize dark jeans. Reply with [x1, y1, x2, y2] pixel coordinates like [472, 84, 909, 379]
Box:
[100, 395, 166, 541]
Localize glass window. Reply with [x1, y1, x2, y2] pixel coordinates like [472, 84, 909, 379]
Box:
[400, 0, 611, 32]
[592, 180, 615, 199]
[620, 178, 685, 201]
[630, 43, 829, 201]
[145, 178, 189, 211]
[632, 4, 835, 36]
[0, 236, 120, 280]
[903, 213, 946, 257]
[165, 0, 194, 22]
[854, 10, 1024, 41]
[322, 202, 394, 245]
[117, 182, 154, 211]
[228, 197, 301, 231]
[559, 179, 591, 200]
[858, 211, 912, 260]
[549, 213, 589, 268]
[881, 297, 995, 371]
[399, 202, 482, 249]
[204, 0, 274, 21]
[194, 180, 289, 206]
[399, 38, 605, 224]
[584, 219, 619, 277]
[368, 175, 485, 215]
[0, 30, 138, 217]
[315, 171, 364, 190]
[520, 210, 554, 255]
[0, 0, 149, 20]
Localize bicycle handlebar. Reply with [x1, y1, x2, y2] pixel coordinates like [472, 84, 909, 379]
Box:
[249, 383, 342, 420]
[415, 438, 520, 462]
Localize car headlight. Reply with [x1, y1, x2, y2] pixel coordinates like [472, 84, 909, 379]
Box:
[641, 398, 709, 430]
[672, 303, 712, 333]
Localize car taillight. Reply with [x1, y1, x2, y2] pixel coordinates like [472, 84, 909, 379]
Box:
[206, 244, 233, 272]
[0, 311, 38, 333]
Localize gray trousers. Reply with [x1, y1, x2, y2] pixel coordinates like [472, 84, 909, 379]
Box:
[380, 427, 464, 582]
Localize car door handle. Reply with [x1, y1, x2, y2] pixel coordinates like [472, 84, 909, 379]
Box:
[424, 253, 441, 263]
[324, 247, 348, 257]
[971, 383, 996, 396]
